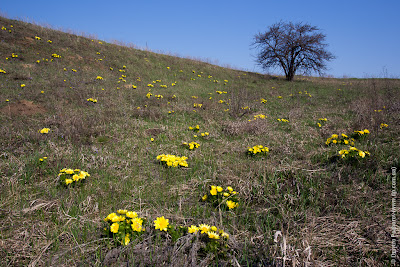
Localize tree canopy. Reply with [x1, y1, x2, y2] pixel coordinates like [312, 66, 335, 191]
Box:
[253, 21, 335, 81]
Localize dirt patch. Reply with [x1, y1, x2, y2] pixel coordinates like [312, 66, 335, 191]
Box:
[0, 100, 46, 116]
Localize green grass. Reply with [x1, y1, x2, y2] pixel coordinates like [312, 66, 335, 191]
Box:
[1, 16, 399, 266]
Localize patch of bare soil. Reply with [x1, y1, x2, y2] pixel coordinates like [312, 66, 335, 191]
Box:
[0, 100, 46, 116]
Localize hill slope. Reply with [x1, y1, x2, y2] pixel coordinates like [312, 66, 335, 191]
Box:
[1, 16, 400, 266]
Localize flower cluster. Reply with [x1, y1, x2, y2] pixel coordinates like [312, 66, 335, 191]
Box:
[156, 154, 188, 168]
[39, 128, 50, 134]
[188, 224, 229, 240]
[96, 76, 103, 80]
[352, 129, 370, 139]
[197, 132, 210, 138]
[249, 114, 267, 122]
[380, 123, 388, 129]
[51, 53, 61, 58]
[182, 141, 200, 150]
[277, 118, 289, 123]
[202, 185, 239, 210]
[188, 124, 200, 132]
[104, 210, 145, 246]
[325, 133, 355, 146]
[87, 98, 98, 103]
[339, 146, 370, 159]
[58, 168, 90, 186]
[247, 145, 269, 156]
[0, 69, 6, 74]
[317, 118, 327, 128]
[193, 103, 203, 108]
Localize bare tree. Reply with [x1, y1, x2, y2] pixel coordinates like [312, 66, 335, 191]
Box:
[253, 21, 335, 81]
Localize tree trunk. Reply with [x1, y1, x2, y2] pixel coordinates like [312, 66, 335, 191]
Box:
[286, 69, 295, 81]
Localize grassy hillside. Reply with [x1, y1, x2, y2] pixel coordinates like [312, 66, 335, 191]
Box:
[1, 16, 399, 266]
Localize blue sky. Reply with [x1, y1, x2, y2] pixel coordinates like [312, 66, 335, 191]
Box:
[1, 0, 399, 78]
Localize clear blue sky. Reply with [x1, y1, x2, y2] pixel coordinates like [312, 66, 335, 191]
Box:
[1, 0, 399, 78]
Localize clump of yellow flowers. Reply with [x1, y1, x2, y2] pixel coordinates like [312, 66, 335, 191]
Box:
[182, 141, 200, 150]
[202, 185, 239, 210]
[277, 118, 289, 123]
[352, 129, 370, 139]
[188, 223, 229, 240]
[325, 133, 355, 146]
[58, 168, 90, 186]
[104, 210, 145, 246]
[51, 53, 61, 58]
[247, 145, 269, 156]
[380, 123, 388, 129]
[156, 154, 188, 168]
[248, 114, 267, 122]
[38, 128, 50, 134]
[339, 146, 370, 160]
[188, 124, 200, 132]
[317, 118, 327, 128]
[86, 98, 97, 103]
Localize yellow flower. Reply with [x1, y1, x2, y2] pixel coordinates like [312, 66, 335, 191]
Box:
[110, 223, 119, 233]
[118, 209, 128, 214]
[358, 151, 366, 158]
[198, 224, 210, 234]
[105, 213, 117, 221]
[124, 234, 130, 245]
[207, 231, 220, 239]
[20, 84, 26, 88]
[216, 186, 223, 192]
[211, 226, 218, 232]
[188, 225, 199, 234]
[131, 217, 144, 232]
[65, 169, 74, 174]
[226, 186, 233, 192]
[226, 200, 238, 209]
[65, 179, 73, 185]
[154, 216, 169, 231]
[210, 186, 217, 196]
[39, 128, 50, 134]
[221, 231, 229, 239]
[126, 211, 138, 218]
[201, 194, 207, 201]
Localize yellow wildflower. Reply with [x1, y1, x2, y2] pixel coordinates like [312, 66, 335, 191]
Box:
[154, 216, 169, 231]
